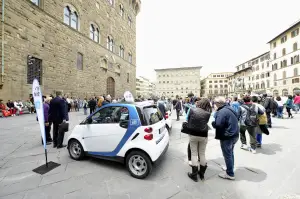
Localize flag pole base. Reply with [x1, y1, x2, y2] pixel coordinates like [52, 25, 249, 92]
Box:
[32, 161, 60, 175]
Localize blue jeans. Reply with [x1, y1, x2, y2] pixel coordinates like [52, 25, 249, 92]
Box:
[220, 135, 239, 177]
[256, 133, 262, 144]
[277, 106, 283, 118]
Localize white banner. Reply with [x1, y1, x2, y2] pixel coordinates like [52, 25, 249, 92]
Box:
[32, 79, 46, 149]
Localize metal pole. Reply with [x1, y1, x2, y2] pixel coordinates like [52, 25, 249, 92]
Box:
[1, 0, 4, 84]
[45, 149, 48, 168]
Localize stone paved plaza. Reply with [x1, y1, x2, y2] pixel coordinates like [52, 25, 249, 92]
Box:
[0, 111, 300, 199]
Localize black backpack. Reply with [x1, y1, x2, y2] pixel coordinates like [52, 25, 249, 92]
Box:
[242, 104, 258, 127]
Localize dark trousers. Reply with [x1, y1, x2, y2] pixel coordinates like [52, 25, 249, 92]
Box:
[220, 136, 239, 177]
[240, 125, 257, 149]
[53, 121, 64, 146]
[90, 107, 95, 115]
[286, 107, 293, 117]
[266, 111, 272, 126]
[176, 109, 180, 120]
[45, 124, 52, 142]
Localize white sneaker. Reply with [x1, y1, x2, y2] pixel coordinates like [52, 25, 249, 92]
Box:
[249, 148, 256, 154]
[218, 171, 235, 180]
[241, 144, 249, 150]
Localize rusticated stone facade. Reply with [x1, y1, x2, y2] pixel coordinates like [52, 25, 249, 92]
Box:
[0, 0, 141, 101]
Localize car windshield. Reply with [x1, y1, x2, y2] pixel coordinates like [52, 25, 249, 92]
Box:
[143, 106, 163, 125]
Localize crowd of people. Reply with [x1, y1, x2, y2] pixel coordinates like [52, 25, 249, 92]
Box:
[178, 92, 299, 182]
[0, 98, 35, 117]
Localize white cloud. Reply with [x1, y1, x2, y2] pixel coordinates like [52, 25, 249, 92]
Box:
[136, 0, 300, 80]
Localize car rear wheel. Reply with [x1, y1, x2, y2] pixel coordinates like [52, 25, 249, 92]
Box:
[126, 151, 152, 179]
[68, 139, 84, 160]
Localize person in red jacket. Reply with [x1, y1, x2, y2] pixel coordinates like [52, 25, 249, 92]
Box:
[294, 93, 300, 113]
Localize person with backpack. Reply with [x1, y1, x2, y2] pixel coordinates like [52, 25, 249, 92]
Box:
[239, 95, 264, 154]
[262, 93, 276, 128]
[275, 96, 284, 119]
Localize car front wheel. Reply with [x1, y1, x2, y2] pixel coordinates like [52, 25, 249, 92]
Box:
[68, 139, 85, 160]
[126, 150, 152, 179]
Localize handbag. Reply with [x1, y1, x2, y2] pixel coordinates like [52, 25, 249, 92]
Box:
[181, 122, 190, 134]
[59, 122, 69, 133]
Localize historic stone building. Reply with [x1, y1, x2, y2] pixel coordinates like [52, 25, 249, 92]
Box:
[201, 72, 233, 98]
[0, 0, 141, 101]
[155, 66, 202, 98]
[269, 20, 300, 96]
[228, 52, 272, 97]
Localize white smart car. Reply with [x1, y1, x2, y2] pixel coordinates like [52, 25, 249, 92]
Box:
[67, 101, 169, 179]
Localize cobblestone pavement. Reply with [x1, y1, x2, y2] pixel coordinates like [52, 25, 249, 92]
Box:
[0, 110, 300, 199]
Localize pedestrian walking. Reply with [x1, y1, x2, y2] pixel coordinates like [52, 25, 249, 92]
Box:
[252, 96, 268, 148]
[88, 97, 97, 114]
[275, 96, 284, 118]
[186, 98, 211, 182]
[262, 93, 275, 128]
[83, 98, 88, 115]
[230, 96, 240, 113]
[294, 93, 300, 113]
[44, 96, 53, 144]
[49, 91, 69, 148]
[212, 96, 239, 180]
[239, 95, 264, 154]
[285, 95, 294, 118]
[175, 97, 182, 121]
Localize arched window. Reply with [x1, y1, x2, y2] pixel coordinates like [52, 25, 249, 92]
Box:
[64, 6, 71, 25]
[294, 43, 298, 51]
[282, 48, 286, 56]
[294, 68, 298, 76]
[261, 82, 265, 89]
[283, 71, 286, 79]
[119, 4, 124, 17]
[64, 6, 79, 30]
[256, 65, 259, 71]
[128, 52, 132, 63]
[119, 45, 124, 58]
[90, 24, 99, 42]
[274, 74, 277, 81]
[107, 36, 114, 52]
[71, 11, 78, 29]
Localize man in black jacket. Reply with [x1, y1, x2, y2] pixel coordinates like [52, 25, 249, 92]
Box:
[49, 91, 69, 148]
[88, 97, 97, 114]
[212, 96, 239, 180]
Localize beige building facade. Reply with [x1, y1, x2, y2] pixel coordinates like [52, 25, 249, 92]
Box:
[136, 76, 154, 99]
[269, 20, 300, 96]
[228, 52, 272, 97]
[201, 72, 233, 98]
[0, 0, 141, 101]
[155, 67, 202, 98]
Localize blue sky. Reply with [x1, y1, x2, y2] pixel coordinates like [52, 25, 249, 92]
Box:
[136, 0, 300, 80]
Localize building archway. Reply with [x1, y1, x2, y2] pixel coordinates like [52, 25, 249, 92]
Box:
[107, 77, 115, 97]
[282, 89, 288, 97]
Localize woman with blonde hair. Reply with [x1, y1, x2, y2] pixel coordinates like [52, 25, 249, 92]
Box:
[98, 96, 104, 108]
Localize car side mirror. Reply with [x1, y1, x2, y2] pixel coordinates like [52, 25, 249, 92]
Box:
[119, 120, 129, 129]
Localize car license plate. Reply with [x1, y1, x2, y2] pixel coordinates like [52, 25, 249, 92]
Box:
[159, 126, 165, 134]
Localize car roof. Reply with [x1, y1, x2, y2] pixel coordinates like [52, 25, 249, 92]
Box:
[107, 100, 156, 108]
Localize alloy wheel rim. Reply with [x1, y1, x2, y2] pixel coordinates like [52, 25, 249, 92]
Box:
[70, 142, 81, 158]
[128, 155, 147, 176]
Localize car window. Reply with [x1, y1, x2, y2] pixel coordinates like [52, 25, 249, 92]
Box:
[91, 106, 129, 124]
[143, 106, 163, 125]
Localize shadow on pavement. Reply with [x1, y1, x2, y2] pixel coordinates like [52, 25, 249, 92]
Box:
[257, 143, 282, 155]
[209, 157, 267, 182]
